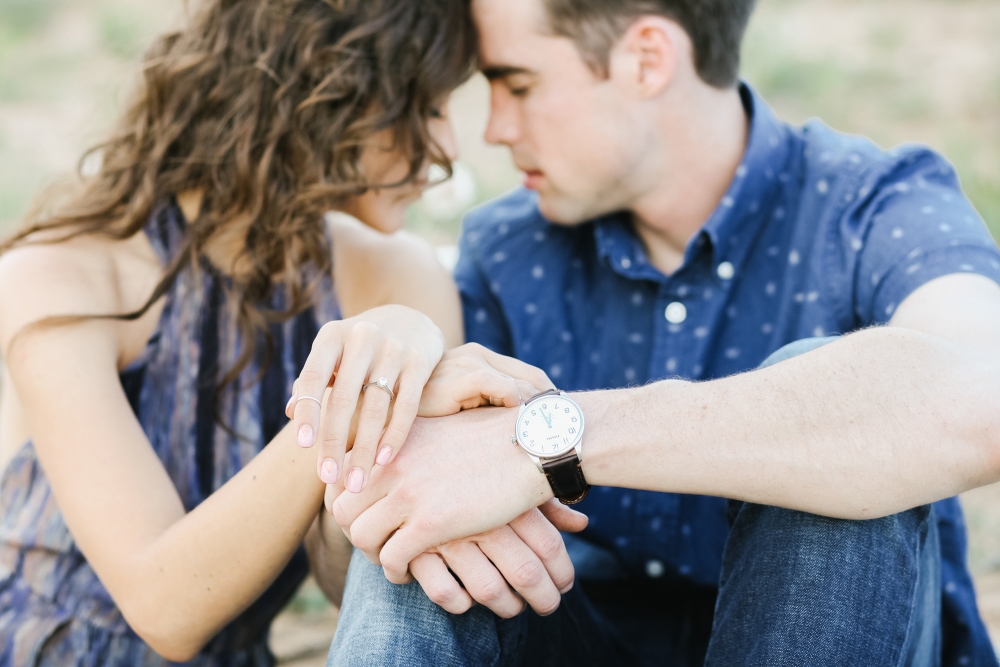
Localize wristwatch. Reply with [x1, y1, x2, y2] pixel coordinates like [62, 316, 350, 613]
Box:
[512, 389, 590, 505]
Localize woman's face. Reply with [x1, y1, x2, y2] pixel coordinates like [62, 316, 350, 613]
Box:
[341, 98, 458, 234]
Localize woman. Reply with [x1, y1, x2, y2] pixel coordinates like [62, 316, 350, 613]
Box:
[0, 1, 577, 664]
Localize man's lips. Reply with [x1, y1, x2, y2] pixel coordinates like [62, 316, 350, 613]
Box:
[522, 170, 545, 190]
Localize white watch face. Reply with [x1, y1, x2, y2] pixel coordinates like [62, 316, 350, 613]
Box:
[517, 395, 584, 458]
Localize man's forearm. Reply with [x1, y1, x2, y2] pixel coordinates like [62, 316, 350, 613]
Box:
[578, 327, 1000, 519]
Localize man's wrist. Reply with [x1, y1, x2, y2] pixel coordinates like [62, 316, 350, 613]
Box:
[570, 380, 690, 490]
[571, 386, 637, 489]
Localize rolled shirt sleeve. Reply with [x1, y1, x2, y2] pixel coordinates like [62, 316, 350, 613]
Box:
[852, 149, 1000, 325]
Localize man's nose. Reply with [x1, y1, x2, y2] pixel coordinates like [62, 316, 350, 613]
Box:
[484, 93, 520, 147]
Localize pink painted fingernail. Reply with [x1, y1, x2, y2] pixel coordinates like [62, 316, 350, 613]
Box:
[376, 446, 392, 466]
[347, 467, 364, 493]
[297, 424, 314, 448]
[320, 458, 339, 484]
[285, 395, 296, 414]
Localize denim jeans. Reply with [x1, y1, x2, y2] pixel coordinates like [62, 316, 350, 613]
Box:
[327, 338, 943, 666]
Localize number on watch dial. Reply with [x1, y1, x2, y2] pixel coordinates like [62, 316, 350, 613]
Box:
[517, 395, 583, 458]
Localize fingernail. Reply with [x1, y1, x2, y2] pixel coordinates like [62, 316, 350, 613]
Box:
[559, 582, 574, 595]
[375, 446, 392, 466]
[320, 458, 339, 484]
[285, 395, 296, 414]
[297, 424, 314, 448]
[347, 467, 364, 493]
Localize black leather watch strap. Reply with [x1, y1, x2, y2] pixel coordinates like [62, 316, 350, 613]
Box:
[542, 452, 590, 505]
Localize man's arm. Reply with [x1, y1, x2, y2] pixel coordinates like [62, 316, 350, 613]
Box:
[580, 273, 1000, 519]
[335, 273, 1000, 582]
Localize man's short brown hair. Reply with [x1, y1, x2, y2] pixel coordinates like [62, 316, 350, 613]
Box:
[543, 0, 758, 88]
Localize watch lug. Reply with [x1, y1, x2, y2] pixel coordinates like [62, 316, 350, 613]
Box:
[529, 454, 543, 474]
[574, 441, 584, 461]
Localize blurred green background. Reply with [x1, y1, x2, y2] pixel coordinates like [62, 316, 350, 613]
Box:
[1, 0, 999, 662]
[0, 0, 998, 241]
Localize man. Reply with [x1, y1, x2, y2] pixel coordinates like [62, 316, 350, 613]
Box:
[328, 0, 1000, 664]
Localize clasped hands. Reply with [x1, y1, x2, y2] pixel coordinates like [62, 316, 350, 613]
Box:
[287, 307, 583, 617]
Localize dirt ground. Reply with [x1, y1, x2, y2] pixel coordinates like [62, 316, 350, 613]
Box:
[1, 0, 999, 662]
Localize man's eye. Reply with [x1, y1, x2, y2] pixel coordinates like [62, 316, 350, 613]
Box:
[509, 86, 530, 98]
[428, 107, 444, 119]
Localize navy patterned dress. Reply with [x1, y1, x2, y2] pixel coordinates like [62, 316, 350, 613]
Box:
[0, 200, 340, 666]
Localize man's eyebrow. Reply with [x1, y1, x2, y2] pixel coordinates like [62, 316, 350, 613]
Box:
[481, 66, 534, 81]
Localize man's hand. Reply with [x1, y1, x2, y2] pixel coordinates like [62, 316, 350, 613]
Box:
[333, 408, 554, 584]
[408, 501, 588, 617]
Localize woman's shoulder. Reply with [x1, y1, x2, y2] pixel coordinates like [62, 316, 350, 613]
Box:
[0, 229, 161, 358]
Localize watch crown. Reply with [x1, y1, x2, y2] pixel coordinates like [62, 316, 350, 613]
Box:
[511, 435, 518, 446]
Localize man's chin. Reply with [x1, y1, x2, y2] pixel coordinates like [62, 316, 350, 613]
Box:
[536, 193, 605, 227]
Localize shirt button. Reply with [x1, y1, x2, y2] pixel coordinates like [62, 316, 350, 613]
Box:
[620, 257, 632, 270]
[665, 302, 687, 324]
[645, 559, 665, 579]
[717, 261, 735, 280]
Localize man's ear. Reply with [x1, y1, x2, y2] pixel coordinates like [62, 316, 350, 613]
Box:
[611, 16, 680, 99]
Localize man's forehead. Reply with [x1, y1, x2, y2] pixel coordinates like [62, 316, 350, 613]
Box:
[473, 0, 553, 71]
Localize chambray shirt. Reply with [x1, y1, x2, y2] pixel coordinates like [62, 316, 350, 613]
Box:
[455, 85, 1000, 664]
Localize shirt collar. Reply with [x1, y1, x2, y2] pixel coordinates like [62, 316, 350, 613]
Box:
[595, 83, 793, 284]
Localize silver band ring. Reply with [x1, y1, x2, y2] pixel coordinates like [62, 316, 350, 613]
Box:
[295, 395, 323, 408]
[363, 376, 395, 402]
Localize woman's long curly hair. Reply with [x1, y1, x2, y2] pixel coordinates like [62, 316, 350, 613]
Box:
[3, 0, 476, 407]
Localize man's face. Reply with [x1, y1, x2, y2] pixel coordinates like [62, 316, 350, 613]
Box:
[473, 0, 652, 224]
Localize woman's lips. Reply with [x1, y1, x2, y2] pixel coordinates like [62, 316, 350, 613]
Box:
[522, 170, 545, 190]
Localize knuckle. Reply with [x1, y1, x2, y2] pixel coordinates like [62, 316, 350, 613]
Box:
[474, 578, 506, 604]
[331, 505, 350, 532]
[351, 321, 380, 339]
[318, 321, 342, 338]
[329, 389, 356, 412]
[510, 559, 545, 590]
[394, 395, 420, 418]
[362, 391, 389, 411]
[534, 533, 566, 563]
[297, 368, 327, 388]
[425, 582, 455, 607]
[350, 529, 375, 552]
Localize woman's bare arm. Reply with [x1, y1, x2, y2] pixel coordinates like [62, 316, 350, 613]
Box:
[0, 238, 325, 661]
[302, 213, 463, 601]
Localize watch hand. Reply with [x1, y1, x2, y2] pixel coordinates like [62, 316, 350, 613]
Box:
[540, 407, 553, 428]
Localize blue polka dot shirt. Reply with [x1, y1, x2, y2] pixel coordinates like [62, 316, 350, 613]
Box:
[455, 85, 1000, 664]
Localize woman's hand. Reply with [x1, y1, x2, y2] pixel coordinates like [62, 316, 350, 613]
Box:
[418, 343, 555, 417]
[287, 305, 445, 494]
